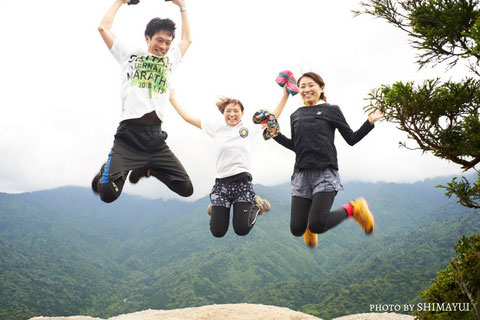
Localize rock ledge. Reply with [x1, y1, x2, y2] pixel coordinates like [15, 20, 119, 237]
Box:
[30, 303, 414, 320]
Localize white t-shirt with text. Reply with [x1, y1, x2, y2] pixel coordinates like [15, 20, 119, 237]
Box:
[110, 38, 182, 121]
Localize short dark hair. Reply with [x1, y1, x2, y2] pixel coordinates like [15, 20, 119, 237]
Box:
[298, 72, 327, 102]
[216, 97, 245, 114]
[145, 18, 176, 40]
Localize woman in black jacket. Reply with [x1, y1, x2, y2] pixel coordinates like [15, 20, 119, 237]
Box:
[274, 72, 383, 248]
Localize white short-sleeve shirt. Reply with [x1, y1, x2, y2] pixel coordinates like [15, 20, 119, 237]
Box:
[110, 38, 182, 121]
[201, 117, 262, 179]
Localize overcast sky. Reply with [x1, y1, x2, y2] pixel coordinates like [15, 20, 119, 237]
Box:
[0, 0, 470, 201]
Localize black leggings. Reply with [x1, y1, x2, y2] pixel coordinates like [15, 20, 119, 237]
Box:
[290, 192, 348, 236]
[210, 202, 256, 238]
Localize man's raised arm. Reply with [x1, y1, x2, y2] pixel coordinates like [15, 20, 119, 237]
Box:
[172, 0, 192, 57]
[98, 0, 129, 50]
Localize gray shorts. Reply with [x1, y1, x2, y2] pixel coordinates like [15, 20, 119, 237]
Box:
[291, 168, 344, 199]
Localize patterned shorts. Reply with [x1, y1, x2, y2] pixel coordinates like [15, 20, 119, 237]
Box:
[210, 180, 256, 208]
[291, 168, 344, 199]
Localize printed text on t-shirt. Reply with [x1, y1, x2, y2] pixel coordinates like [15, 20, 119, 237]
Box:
[127, 54, 171, 98]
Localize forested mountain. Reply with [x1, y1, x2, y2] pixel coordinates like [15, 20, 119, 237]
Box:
[0, 177, 478, 320]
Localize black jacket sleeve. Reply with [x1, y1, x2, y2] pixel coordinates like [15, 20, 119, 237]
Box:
[333, 106, 374, 146]
[273, 132, 294, 151]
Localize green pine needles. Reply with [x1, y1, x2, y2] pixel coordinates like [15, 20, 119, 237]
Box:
[356, 0, 480, 209]
[356, 1, 480, 319]
[413, 233, 480, 320]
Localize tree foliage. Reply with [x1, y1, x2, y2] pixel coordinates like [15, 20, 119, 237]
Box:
[356, 0, 480, 209]
[353, 0, 480, 71]
[413, 233, 480, 320]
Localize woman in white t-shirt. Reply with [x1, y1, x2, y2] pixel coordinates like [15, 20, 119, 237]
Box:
[169, 88, 289, 237]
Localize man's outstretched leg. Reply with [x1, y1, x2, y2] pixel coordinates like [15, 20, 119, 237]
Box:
[91, 162, 128, 203]
[129, 142, 193, 198]
[98, 177, 126, 203]
[129, 167, 193, 197]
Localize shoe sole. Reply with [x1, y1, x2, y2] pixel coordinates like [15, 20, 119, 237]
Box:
[303, 227, 318, 249]
[249, 206, 260, 227]
[357, 198, 375, 235]
[91, 173, 101, 194]
[129, 168, 151, 184]
[255, 197, 271, 213]
[91, 163, 106, 194]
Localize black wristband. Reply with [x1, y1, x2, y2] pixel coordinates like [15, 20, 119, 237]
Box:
[128, 0, 140, 5]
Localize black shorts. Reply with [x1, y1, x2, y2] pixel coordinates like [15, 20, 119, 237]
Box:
[101, 121, 191, 185]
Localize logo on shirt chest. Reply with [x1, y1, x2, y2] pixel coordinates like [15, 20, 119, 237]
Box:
[239, 127, 249, 138]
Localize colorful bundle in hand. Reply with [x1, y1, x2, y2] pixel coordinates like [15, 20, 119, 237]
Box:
[275, 70, 299, 96]
[252, 109, 280, 140]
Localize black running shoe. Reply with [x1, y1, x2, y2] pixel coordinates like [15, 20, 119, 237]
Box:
[129, 168, 151, 184]
[91, 163, 106, 194]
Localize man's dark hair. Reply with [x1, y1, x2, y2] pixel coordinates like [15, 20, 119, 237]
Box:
[145, 18, 176, 39]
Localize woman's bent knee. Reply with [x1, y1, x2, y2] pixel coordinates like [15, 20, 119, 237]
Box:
[233, 225, 251, 236]
[308, 223, 326, 234]
[290, 224, 306, 237]
[210, 226, 228, 238]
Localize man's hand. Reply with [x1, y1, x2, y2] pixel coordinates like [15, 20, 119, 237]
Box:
[99, 0, 130, 50]
[172, 0, 191, 57]
[172, 0, 186, 9]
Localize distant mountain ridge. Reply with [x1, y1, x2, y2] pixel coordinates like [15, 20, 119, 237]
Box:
[0, 177, 478, 320]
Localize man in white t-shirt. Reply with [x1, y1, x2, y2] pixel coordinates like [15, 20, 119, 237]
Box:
[91, 0, 193, 203]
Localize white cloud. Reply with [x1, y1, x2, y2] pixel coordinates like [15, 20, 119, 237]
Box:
[0, 0, 471, 200]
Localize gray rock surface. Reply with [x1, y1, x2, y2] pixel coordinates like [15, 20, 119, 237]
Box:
[30, 304, 415, 320]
